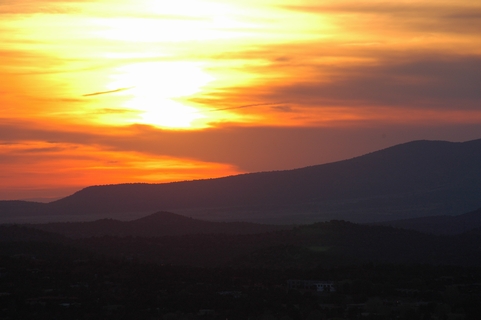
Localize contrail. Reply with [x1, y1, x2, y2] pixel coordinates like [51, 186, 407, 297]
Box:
[205, 102, 289, 112]
[81, 88, 287, 113]
[82, 87, 134, 97]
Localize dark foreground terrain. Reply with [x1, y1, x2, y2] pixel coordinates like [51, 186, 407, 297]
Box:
[2, 251, 481, 320]
[2, 211, 481, 319]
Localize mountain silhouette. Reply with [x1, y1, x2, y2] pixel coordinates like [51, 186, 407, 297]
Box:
[4, 217, 481, 267]
[1, 138, 481, 224]
[40, 220, 481, 267]
[29, 211, 288, 238]
[377, 207, 481, 235]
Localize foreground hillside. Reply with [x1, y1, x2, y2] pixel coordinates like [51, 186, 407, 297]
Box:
[2, 138, 481, 224]
[74, 221, 481, 268]
[2, 251, 481, 319]
[3, 213, 481, 318]
[4, 213, 481, 268]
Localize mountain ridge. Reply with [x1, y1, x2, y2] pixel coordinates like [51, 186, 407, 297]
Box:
[28, 211, 289, 238]
[2, 138, 481, 224]
[6, 217, 481, 268]
[376, 207, 481, 235]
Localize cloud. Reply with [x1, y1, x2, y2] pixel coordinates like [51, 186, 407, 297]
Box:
[283, 2, 481, 34]
[276, 54, 481, 108]
[0, 0, 84, 14]
[270, 105, 293, 113]
[93, 108, 139, 115]
[206, 51, 481, 111]
[82, 87, 134, 97]
[0, 130, 242, 199]
[3, 119, 481, 174]
[0, 0, 216, 21]
[204, 102, 290, 112]
[16, 146, 72, 154]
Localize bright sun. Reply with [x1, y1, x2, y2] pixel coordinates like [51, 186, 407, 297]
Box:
[107, 61, 214, 129]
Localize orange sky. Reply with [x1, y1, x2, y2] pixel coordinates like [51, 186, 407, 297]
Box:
[1, 0, 481, 200]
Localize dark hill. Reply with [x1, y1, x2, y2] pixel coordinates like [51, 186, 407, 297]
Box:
[0, 225, 66, 243]
[2, 138, 481, 224]
[0, 201, 47, 215]
[3, 218, 481, 267]
[77, 220, 481, 268]
[376, 207, 481, 235]
[28, 211, 289, 238]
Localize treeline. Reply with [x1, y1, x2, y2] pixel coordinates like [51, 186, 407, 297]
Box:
[74, 221, 481, 268]
[2, 223, 481, 319]
[2, 251, 481, 319]
[3, 220, 481, 268]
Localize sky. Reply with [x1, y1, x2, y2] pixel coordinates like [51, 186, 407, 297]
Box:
[1, 0, 481, 201]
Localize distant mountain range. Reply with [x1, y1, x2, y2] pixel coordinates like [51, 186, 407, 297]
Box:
[2, 138, 481, 224]
[3, 212, 481, 268]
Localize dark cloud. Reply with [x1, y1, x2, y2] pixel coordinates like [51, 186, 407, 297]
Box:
[16, 146, 71, 154]
[204, 102, 289, 112]
[0, 119, 99, 143]
[255, 54, 481, 109]
[445, 12, 481, 19]
[2, 119, 481, 173]
[270, 105, 293, 112]
[200, 47, 481, 112]
[284, 3, 481, 34]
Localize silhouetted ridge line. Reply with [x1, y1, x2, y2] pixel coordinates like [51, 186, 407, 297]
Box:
[28, 211, 288, 238]
[2, 138, 481, 224]
[5, 214, 481, 267]
[377, 207, 481, 235]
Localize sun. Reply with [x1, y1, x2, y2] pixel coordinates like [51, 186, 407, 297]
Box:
[106, 61, 214, 129]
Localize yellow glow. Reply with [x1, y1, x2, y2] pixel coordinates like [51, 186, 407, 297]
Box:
[2, 0, 481, 200]
[0, 140, 241, 199]
[102, 61, 215, 129]
[94, 0, 258, 43]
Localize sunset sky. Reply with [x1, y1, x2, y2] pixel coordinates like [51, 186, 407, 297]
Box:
[1, 0, 481, 200]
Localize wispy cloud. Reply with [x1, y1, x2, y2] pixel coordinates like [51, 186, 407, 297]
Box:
[283, 2, 481, 34]
[82, 87, 133, 97]
[2, 0, 481, 199]
[205, 102, 290, 112]
[262, 54, 481, 109]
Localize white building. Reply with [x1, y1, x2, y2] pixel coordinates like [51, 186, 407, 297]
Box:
[287, 280, 336, 292]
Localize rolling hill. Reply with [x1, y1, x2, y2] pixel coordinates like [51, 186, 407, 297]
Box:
[376, 207, 481, 235]
[28, 211, 289, 238]
[4, 218, 481, 268]
[2, 138, 481, 224]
